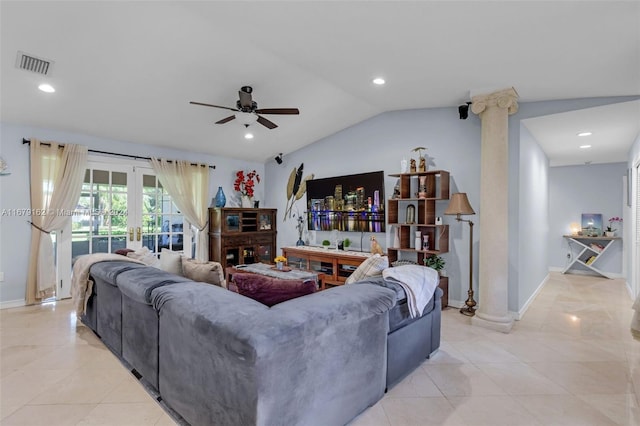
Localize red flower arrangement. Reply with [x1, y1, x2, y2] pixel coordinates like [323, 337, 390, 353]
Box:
[234, 170, 260, 198]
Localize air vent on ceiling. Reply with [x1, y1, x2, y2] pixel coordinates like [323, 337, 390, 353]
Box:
[15, 51, 54, 75]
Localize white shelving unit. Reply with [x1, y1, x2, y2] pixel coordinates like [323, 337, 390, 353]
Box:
[562, 235, 621, 279]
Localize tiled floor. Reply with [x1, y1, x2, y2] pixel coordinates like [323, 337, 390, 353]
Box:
[1, 272, 639, 425]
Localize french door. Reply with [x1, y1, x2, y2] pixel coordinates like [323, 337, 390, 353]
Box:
[56, 158, 188, 298]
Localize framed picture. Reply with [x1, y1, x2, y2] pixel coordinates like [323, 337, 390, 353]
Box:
[581, 213, 603, 237]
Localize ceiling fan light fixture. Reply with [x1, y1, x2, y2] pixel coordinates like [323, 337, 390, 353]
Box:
[237, 112, 258, 126]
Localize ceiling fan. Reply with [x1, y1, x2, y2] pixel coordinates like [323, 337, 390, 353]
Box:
[190, 86, 299, 129]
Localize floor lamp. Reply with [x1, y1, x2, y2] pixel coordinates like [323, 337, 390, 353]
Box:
[444, 193, 477, 316]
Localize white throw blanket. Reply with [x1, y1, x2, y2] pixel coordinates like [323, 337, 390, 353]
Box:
[71, 253, 142, 316]
[383, 265, 439, 318]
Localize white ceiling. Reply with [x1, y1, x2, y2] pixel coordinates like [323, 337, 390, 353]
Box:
[1, 1, 639, 164]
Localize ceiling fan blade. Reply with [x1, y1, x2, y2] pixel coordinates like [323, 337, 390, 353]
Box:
[257, 115, 278, 129]
[238, 90, 253, 109]
[254, 108, 300, 115]
[215, 115, 236, 124]
[190, 101, 237, 112]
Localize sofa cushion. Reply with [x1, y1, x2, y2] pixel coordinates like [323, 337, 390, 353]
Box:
[232, 272, 316, 307]
[118, 267, 191, 304]
[159, 248, 183, 275]
[181, 257, 226, 288]
[127, 246, 159, 266]
[89, 261, 147, 287]
[345, 254, 389, 284]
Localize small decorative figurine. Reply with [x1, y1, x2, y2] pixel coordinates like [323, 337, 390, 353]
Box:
[418, 156, 426, 172]
[409, 158, 416, 173]
[370, 236, 384, 255]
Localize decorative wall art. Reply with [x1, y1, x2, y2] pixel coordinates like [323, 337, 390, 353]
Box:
[581, 213, 603, 237]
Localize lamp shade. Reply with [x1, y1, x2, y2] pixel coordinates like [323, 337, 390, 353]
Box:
[444, 193, 475, 216]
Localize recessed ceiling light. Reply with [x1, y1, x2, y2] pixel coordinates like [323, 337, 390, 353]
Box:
[577, 131, 592, 137]
[38, 83, 55, 93]
[579, 144, 592, 149]
[244, 132, 254, 140]
[372, 77, 385, 85]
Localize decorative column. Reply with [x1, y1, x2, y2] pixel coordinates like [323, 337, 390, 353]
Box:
[470, 87, 518, 333]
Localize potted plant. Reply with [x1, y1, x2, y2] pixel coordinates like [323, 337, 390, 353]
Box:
[322, 240, 331, 248]
[605, 216, 622, 237]
[343, 238, 351, 249]
[424, 255, 445, 274]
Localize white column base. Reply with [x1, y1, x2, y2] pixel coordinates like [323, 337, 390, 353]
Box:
[471, 313, 514, 333]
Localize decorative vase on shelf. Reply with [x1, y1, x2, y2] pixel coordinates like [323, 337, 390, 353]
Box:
[214, 186, 226, 207]
[605, 231, 615, 237]
[415, 231, 422, 251]
[423, 235, 430, 251]
[241, 195, 252, 208]
[418, 175, 427, 199]
[276, 261, 284, 270]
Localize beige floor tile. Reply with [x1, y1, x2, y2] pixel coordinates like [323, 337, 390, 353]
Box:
[154, 412, 179, 425]
[385, 369, 444, 398]
[578, 393, 640, 425]
[515, 394, 619, 425]
[101, 376, 157, 404]
[0, 345, 59, 378]
[446, 396, 542, 426]
[0, 403, 96, 425]
[474, 362, 568, 396]
[422, 363, 506, 397]
[348, 400, 391, 426]
[29, 367, 131, 405]
[75, 402, 165, 425]
[424, 342, 470, 365]
[381, 397, 467, 426]
[0, 368, 75, 411]
[528, 361, 635, 395]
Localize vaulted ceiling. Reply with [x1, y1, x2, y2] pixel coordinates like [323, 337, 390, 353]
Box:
[2, 1, 639, 164]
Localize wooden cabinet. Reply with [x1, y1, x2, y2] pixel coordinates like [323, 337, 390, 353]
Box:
[387, 170, 450, 307]
[281, 246, 372, 289]
[208, 208, 277, 269]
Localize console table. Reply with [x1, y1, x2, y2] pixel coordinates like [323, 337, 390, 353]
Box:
[281, 246, 373, 289]
[562, 235, 621, 279]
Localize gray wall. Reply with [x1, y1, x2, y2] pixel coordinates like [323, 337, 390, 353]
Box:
[548, 163, 627, 276]
[0, 122, 263, 305]
[518, 124, 550, 313]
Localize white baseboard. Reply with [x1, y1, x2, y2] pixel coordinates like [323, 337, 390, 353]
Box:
[447, 299, 465, 309]
[0, 299, 26, 310]
[511, 273, 550, 321]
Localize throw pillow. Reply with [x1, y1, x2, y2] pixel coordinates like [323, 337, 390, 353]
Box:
[233, 272, 316, 307]
[126, 246, 159, 266]
[114, 248, 134, 256]
[345, 254, 389, 284]
[159, 248, 183, 275]
[181, 258, 227, 288]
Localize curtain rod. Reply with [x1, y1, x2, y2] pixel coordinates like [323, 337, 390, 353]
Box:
[22, 138, 216, 169]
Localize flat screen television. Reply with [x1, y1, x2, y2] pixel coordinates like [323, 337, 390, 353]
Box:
[306, 171, 385, 232]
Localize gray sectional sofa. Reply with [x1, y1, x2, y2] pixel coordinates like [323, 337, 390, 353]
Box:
[81, 260, 442, 426]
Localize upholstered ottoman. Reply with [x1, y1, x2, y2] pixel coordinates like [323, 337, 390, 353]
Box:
[88, 261, 146, 354]
[117, 267, 191, 390]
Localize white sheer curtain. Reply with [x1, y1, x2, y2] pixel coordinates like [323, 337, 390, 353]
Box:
[26, 140, 88, 304]
[150, 158, 209, 261]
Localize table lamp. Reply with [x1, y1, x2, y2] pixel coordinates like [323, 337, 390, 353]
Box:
[444, 193, 477, 316]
